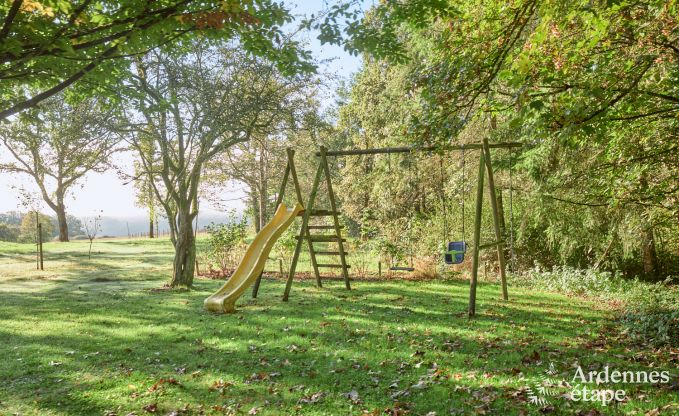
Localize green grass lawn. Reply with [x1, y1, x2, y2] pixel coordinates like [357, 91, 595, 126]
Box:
[0, 239, 676, 415]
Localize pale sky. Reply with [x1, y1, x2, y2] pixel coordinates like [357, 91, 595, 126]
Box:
[0, 1, 368, 218]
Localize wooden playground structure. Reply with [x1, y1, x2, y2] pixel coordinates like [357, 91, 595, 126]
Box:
[251, 138, 522, 317]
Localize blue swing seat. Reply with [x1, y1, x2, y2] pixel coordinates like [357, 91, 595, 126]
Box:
[444, 241, 467, 264]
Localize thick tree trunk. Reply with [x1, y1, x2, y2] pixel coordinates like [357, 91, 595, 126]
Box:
[170, 208, 195, 287]
[55, 202, 69, 242]
[641, 227, 658, 279]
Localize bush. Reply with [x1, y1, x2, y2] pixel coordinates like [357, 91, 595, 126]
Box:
[514, 265, 679, 347]
[0, 223, 19, 242]
[204, 211, 247, 274]
[272, 227, 297, 276]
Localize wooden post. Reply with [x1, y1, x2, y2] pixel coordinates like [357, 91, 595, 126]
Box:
[496, 188, 506, 236]
[279, 258, 284, 278]
[37, 223, 44, 270]
[319, 146, 350, 290]
[35, 212, 39, 270]
[283, 160, 324, 301]
[253, 156, 292, 298]
[469, 152, 485, 317]
[289, 149, 322, 288]
[482, 138, 509, 301]
[378, 261, 381, 279]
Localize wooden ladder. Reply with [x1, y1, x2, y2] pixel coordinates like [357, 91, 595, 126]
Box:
[280, 146, 351, 301]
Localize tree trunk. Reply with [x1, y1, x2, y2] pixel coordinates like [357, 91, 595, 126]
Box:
[55, 202, 69, 242]
[148, 180, 155, 238]
[251, 193, 261, 233]
[170, 207, 195, 287]
[641, 227, 658, 279]
[258, 149, 268, 230]
[148, 216, 155, 238]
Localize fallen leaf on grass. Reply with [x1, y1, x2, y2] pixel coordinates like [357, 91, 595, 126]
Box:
[142, 403, 157, 413]
[298, 392, 325, 404]
[209, 379, 233, 393]
[246, 372, 278, 383]
[342, 389, 361, 404]
[521, 350, 541, 365]
[148, 378, 179, 392]
[410, 381, 428, 390]
[390, 389, 410, 399]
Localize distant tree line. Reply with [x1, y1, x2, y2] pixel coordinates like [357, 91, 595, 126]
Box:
[0, 211, 83, 243]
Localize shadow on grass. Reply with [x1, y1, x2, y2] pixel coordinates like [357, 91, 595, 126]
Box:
[2, 274, 663, 415]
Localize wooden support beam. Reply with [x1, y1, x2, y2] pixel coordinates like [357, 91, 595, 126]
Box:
[469, 152, 485, 317]
[254, 153, 293, 298]
[314, 251, 343, 256]
[317, 264, 351, 268]
[289, 149, 322, 287]
[316, 142, 522, 157]
[283, 160, 325, 300]
[496, 188, 507, 235]
[308, 225, 343, 229]
[319, 146, 351, 290]
[482, 138, 509, 301]
[309, 209, 339, 216]
[296, 235, 346, 242]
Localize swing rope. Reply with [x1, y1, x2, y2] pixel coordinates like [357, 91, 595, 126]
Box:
[508, 147, 516, 272]
[439, 155, 448, 243]
[461, 145, 466, 242]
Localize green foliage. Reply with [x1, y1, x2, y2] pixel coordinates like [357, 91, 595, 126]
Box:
[0, 212, 22, 242]
[0, 0, 314, 119]
[330, 0, 679, 279]
[204, 211, 247, 273]
[18, 211, 54, 243]
[1, 238, 676, 414]
[267, 226, 298, 276]
[0, 223, 19, 242]
[620, 300, 679, 347]
[66, 215, 84, 237]
[514, 266, 679, 346]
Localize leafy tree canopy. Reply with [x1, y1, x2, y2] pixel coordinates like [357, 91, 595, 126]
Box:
[0, 0, 314, 119]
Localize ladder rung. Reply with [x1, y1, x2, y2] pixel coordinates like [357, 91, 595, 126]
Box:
[390, 267, 415, 271]
[314, 251, 344, 256]
[317, 264, 351, 268]
[308, 225, 344, 229]
[309, 210, 339, 216]
[297, 235, 346, 242]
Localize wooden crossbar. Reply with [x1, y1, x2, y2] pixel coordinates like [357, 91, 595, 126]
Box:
[317, 264, 351, 268]
[316, 142, 522, 157]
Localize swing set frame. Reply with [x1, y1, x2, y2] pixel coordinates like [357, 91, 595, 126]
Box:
[254, 139, 521, 317]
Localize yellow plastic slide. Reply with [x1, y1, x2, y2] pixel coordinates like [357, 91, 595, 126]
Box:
[204, 202, 303, 313]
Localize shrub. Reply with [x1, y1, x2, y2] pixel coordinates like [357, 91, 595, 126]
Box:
[272, 227, 297, 276]
[204, 211, 247, 274]
[514, 265, 679, 347]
